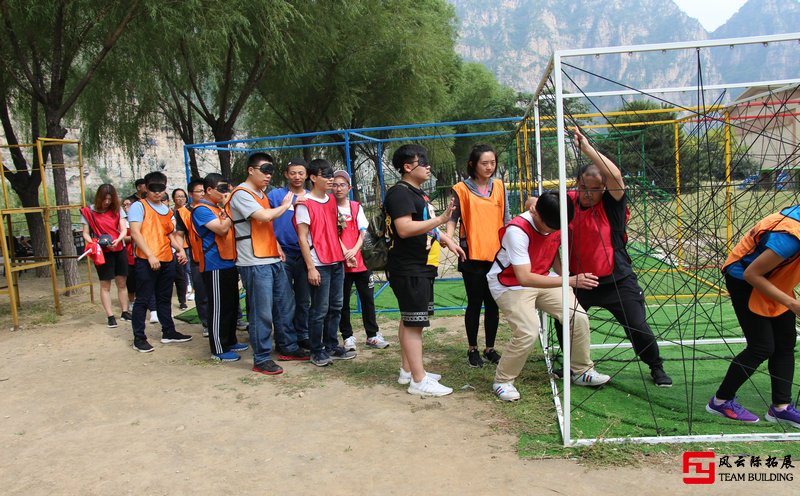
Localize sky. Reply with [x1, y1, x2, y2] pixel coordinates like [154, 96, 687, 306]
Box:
[671, 0, 748, 31]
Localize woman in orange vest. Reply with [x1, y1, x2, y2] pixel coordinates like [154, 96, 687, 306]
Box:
[447, 144, 509, 368]
[706, 205, 800, 427]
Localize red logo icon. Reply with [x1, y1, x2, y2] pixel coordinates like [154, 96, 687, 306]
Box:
[683, 451, 716, 484]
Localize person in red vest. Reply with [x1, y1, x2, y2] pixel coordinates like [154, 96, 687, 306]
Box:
[295, 159, 356, 366]
[489, 192, 611, 401]
[332, 170, 389, 351]
[563, 127, 672, 387]
[81, 184, 129, 328]
[446, 144, 509, 368]
[706, 205, 800, 427]
[187, 173, 247, 362]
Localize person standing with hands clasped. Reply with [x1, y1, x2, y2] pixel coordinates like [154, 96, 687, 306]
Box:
[385, 144, 465, 397]
[707, 205, 800, 427]
[332, 170, 389, 351]
[128, 171, 192, 352]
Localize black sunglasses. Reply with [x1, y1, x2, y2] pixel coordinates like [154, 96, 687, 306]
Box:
[259, 163, 274, 175]
[215, 184, 230, 193]
[147, 183, 167, 193]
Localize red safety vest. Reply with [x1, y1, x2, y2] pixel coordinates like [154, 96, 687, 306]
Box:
[496, 214, 561, 287]
[296, 194, 344, 265]
[567, 190, 628, 277]
[80, 206, 123, 253]
[340, 200, 367, 273]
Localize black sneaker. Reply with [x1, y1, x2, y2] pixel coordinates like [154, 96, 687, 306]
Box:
[468, 348, 484, 368]
[133, 339, 154, 353]
[277, 349, 311, 361]
[651, 367, 673, 388]
[298, 338, 312, 350]
[107, 316, 118, 328]
[329, 346, 357, 360]
[179, 302, 188, 310]
[483, 348, 502, 364]
[252, 360, 283, 375]
[120, 311, 132, 322]
[161, 331, 193, 343]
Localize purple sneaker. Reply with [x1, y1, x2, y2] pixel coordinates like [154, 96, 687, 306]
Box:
[765, 404, 800, 428]
[706, 397, 759, 423]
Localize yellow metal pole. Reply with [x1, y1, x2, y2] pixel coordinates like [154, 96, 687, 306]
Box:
[724, 113, 732, 255]
[515, 132, 523, 213]
[674, 123, 683, 269]
[36, 139, 62, 315]
[522, 120, 531, 197]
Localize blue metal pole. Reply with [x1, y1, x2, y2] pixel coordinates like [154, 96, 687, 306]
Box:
[377, 142, 385, 202]
[183, 145, 192, 186]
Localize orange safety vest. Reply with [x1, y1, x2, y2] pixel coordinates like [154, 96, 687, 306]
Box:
[175, 207, 190, 248]
[723, 207, 800, 317]
[228, 186, 280, 259]
[134, 199, 175, 262]
[452, 179, 505, 262]
[188, 201, 236, 272]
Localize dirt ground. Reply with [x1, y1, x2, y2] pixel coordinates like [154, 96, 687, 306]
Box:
[0, 275, 789, 495]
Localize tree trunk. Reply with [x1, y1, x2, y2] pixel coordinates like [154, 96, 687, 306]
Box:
[46, 121, 80, 295]
[16, 185, 50, 277]
[187, 147, 199, 179]
[212, 126, 234, 178]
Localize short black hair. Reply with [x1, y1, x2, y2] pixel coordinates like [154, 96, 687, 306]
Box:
[171, 188, 187, 201]
[135, 178, 146, 187]
[392, 144, 427, 174]
[536, 191, 574, 231]
[143, 171, 167, 185]
[307, 158, 333, 177]
[247, 152, 274, 169]
[203, 173, 227, 192]
[187, 178, 204, 194]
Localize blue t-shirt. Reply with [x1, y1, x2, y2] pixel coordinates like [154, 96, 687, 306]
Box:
[726, 206, 800, 280]
[267, 187, 307, 256]
[192, 201, 236, 272]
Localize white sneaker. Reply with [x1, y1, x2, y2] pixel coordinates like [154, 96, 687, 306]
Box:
[398, 368, 441, 385]
[343, 336, 357, 352]
[408, 374, 453, 397]
[492, 382, 521, 401]
[571, 368, 611, 387]
[365, 332, 390, 349]
[149, 311, 159, 324]
[187, 292, 195, 302]
[202, 327, 209, 338]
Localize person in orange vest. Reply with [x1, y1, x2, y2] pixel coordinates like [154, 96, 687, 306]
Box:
[446, 144, 509, 368]
[488, 192, 611, 402]
[80, 183, 129, 328]
[229, 153, 304, 375]
[562, 127, 672, 387]
[175, 179, 209, 336]
[332, 170, 389, 351]
[188, 174, 248, 362]
[128, 171, 192, 352]
[171, 188, 190, 310]
[706, 205, 800, 427]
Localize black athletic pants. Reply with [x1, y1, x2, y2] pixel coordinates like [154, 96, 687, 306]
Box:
[203, 267, 240, 355]
[461, 262, 499, 348]
[554, 273, 663, 368]
[716, 274, 796, 405]
[340, 270, 378, 340]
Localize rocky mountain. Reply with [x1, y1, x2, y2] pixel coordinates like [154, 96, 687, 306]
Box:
[450, 0, 799, 94]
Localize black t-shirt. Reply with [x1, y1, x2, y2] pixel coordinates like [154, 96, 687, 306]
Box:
[595, 191, 633, 284]
[385, 181, 438, 278]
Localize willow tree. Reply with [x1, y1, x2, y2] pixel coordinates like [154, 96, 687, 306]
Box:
[0, 1, 148, 289]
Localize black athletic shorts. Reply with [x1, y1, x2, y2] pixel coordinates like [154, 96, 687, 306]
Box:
[389, 274, 434, 328]
[94, 249, 129, 281]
